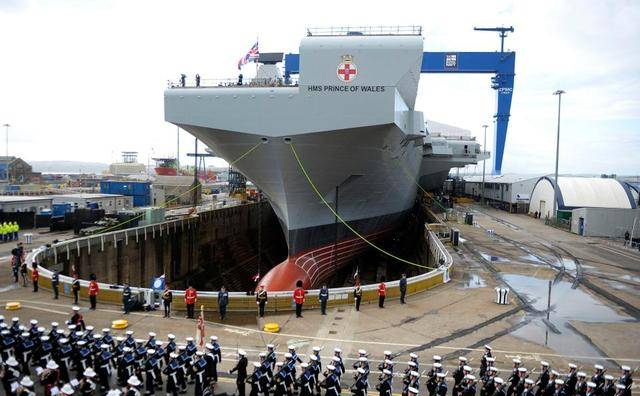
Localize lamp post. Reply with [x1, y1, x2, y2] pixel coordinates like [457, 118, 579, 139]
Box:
[2, 123, 9, 182]
[481, 124, 488, 205]
[552, 90, 565, 222]
[2, 123, 9, 158]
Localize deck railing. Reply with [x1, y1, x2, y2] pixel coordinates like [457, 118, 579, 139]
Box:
[167, 76, 299, 89]
[306, 26, 423, 37]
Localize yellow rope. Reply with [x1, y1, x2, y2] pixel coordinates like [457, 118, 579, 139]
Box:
[95, 141, 263, 235]
[290, 143, 435, 270]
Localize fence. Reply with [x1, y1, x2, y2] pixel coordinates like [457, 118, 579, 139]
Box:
[26, 219, 453, 313]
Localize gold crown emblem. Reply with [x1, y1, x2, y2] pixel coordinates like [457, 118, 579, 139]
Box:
[341, 54, 353, 64]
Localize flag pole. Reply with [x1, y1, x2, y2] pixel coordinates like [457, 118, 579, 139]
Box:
[255, 36, 259, 79]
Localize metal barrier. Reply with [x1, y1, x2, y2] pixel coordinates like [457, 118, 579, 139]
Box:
[26, 219, 453, 313]
[167, 76, 300, 89]
[306, 26, 422, 37]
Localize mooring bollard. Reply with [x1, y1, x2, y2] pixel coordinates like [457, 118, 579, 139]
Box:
[495, 287, 510, 304]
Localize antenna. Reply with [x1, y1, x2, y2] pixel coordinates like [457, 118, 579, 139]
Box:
[473, 26, 515, 52]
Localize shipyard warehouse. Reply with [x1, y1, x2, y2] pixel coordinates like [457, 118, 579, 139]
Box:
[0, 5, 638, 396]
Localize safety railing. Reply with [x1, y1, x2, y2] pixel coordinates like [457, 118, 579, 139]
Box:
[167, 76, 299, 89]
[306, 26, 423, 37]
[26, 217, 453, 313]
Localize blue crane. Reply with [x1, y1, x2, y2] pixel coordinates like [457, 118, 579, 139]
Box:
[283, 26, 516, 174]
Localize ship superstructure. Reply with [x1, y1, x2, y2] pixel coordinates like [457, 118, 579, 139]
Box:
[419, 121, 488, 191]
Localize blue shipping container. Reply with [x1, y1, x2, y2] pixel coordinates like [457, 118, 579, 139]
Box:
[132, 182, 151, 196]
[52, 203, 72, 217]
[133, 195, 150, 207]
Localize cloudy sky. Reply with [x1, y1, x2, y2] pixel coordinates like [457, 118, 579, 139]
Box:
[0, 0, 638, 175]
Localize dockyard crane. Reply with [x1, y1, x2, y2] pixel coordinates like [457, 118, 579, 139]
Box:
[473, 26, 515, 53]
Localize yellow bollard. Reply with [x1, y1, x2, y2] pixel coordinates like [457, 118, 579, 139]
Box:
[112, 319, 128, 329]
[263, 322, 280, 333]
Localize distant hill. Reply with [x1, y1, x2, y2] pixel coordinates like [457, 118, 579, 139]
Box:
[29, 160, 109, 174]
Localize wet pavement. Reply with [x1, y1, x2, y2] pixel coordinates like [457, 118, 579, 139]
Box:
[456, 204, 640, 366]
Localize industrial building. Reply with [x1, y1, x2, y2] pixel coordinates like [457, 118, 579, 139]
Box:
[51, 193, 133, 213]
[152, 175, 200, 206]
[0, 196, 53, 213]
[570, 207, 640, 237]
[463, 174, 542, 212]
[0, 157, 41, 183]
[107, 151, 146, 176]
[529, 176, 638, 221]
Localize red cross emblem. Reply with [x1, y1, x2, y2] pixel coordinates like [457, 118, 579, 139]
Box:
[337, 62, 357, 82]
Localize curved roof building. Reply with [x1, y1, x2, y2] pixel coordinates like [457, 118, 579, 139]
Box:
[529, 176, 638, 219]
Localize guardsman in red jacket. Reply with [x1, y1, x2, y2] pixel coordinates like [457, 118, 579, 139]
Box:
[31, 262, 39, 292]
[293, 280, 305, 318]
[185, 286, 197, 319]
[88, 275, 99, 310]
[378, 277, 387, 308]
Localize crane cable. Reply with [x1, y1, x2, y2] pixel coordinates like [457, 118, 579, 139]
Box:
[290, 143, 436, 271]
[96, 141, 263, 235]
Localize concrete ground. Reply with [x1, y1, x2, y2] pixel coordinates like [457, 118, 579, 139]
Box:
[0, 212, 638, 394]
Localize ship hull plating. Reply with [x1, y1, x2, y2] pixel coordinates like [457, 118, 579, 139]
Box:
[180, 124, 422, 289]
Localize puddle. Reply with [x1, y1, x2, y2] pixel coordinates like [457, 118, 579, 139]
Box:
[621, 274, 640, 283]
[459, 273, 487, 289]
[480, 253, 509, 263]
[520, 254, 546, 264]
[501, 274, 631, 362]
[559, 258, 577, 272]
[603, 279, 639, 293]
[502, 274, 628, 321]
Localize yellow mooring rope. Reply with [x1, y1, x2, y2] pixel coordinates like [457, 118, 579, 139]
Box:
[290, 143, 435, 270]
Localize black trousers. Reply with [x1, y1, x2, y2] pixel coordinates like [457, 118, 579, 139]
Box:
[237, 380, 246, 396]
[73, 290, 79, 305]
[258, 302, 265, 317]
[53, 284, 59, 299]
[320, 300, 327, 315]
[164, 302, 171, 317]
[123, 300, 129, 314]
[378, 295, 385, 308]
[295, 303, 303, 317]
[220, 304, 227, 320]
[400, 289, 406, 304]
[90, 295, 97, 309]
[355, 296, 361, 311]
[33, 280, 38, 292]
[187, 303, 195, 318]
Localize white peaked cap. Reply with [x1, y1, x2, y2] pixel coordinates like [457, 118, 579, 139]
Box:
[128, 375, 141, 386]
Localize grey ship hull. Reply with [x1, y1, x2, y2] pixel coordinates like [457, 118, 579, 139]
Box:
[181, 123, 421, 288]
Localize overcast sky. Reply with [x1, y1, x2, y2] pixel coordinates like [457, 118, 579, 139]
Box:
[0, 0, 638, 175]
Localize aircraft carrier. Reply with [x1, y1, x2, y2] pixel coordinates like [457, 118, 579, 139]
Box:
[164, 26, 484, 290]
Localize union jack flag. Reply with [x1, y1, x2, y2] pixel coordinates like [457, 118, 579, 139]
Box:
[238, 41, 259, 70]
